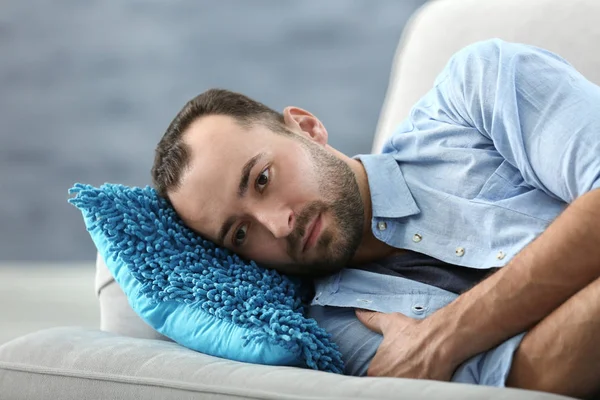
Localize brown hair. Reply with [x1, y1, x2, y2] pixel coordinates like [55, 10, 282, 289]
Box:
[151, 88, 286, 198]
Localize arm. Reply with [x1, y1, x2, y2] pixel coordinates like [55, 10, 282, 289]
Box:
[506, 274, 600, 398]
[433, 39, 600, 368]
[357, 40, 600, 385]
[443, 186, 600, 379]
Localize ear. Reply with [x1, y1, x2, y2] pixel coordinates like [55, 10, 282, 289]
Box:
[282, 106, 328, 146]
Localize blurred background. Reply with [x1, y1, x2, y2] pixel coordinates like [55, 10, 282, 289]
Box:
[0, 0, 427, 343]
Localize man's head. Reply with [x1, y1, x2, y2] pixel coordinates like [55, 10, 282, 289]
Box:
[152, 89, 365, 276]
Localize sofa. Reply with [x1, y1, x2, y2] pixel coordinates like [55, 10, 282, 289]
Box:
[2, 0, 599, 398]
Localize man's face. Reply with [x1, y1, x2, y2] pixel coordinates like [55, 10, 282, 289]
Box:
[169, 114, 364, 276]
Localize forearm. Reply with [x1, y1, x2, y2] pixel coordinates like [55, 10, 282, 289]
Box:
[507, 275, 600, 398]
[428, 188, 600, 367]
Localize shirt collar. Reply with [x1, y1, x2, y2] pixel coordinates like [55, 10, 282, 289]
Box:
[354, 153, 420, 219]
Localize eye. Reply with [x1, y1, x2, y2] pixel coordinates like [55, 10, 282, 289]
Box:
[255, 167, 270, 192]
[232, 224, 248, 247]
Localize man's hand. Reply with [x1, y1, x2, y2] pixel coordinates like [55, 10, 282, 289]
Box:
[355, 309, 457, 381]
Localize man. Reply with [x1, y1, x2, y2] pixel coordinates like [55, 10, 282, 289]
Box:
[151, 39, 600, 398]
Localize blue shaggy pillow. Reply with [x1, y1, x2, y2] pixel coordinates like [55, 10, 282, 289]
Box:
[69, 183, 343, 373]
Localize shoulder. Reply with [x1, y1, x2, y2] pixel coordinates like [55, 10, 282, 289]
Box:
[446, 39, 571, 73]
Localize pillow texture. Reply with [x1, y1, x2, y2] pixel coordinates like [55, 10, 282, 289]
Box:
[69, 183, 343, 373]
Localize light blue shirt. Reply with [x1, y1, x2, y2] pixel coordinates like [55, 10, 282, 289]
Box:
[310, 39, 600, 386]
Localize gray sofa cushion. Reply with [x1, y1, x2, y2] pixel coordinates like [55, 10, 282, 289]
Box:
[0, 327, 571, 400]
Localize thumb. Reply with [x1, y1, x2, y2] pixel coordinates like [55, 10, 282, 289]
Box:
[355, 309, 385, 334]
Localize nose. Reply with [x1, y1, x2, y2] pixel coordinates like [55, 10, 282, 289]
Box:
[254, 204, 295, 239]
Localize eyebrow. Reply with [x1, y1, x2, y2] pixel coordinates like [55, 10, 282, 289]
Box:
[217, 152, 265, 245]
[238, 152, 265, 197]
[217, 215, 236, 247]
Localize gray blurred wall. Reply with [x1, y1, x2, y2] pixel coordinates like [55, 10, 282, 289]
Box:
[0, 0, 428, 261]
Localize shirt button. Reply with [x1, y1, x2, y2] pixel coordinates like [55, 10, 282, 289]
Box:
[412, 305, 426, 315]
[455, 247, 465, 257]
[496, 251, 506, 260]
[412, 233, 422, 243]
[377, 221, 387, 231]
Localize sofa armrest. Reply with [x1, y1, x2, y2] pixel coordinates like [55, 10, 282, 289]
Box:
[372, 0, 600, 153]
[0, 327, 572, 400]
[96, 252, 169, 341]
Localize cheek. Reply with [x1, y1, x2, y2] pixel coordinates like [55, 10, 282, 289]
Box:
[282, 159, 320, 201]
[243, 228, 290, 264]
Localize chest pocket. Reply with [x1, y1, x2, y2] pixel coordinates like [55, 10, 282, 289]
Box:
[473, 160, 531, 202]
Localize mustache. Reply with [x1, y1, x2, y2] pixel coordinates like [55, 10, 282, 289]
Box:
[287, 201, 327, 258]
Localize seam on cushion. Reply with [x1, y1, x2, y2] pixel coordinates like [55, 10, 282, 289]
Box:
[0, 362, 349, 400]
[96, 277, 116, 297]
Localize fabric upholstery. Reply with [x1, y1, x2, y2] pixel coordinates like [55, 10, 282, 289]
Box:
[0, 327, 570, 400]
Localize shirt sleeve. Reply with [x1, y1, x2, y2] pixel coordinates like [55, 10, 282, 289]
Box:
[434, 39, 600, 203]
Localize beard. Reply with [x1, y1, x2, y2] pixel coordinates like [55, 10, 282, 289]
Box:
[277, 137, 364, 277]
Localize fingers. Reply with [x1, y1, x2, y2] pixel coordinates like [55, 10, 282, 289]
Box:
[366, 350, 384, 377]
[356, 310, 417, 334]
[355, 309, 384, 334]
[390, 312, 413, 324]
[367, 366, 377, 377]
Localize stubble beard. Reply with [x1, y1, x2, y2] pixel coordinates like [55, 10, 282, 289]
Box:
[283, 140, 364, 276]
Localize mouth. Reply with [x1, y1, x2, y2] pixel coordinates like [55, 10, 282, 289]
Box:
[302, 212, 322, 253]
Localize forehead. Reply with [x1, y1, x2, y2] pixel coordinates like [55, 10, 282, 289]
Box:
[186, 114, 260, 157]
[169, 115, 277, 239]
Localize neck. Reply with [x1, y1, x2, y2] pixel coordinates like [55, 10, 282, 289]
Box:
[342, 153, 403, 265]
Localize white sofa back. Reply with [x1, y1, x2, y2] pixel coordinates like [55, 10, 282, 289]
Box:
[373, 0, 600, 153]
